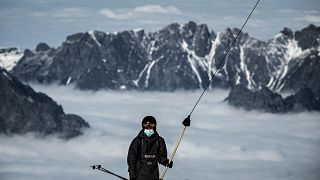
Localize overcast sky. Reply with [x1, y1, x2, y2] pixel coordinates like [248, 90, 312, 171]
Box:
[0, 0, 319, 49]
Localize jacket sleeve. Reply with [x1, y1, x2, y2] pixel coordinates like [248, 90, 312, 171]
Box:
[127, 137, 139, 178]
[158, 137, 168, 166]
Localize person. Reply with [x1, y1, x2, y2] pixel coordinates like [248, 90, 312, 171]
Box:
[127, 115, 190, 180]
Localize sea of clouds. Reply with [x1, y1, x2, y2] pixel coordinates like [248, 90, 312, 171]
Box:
[1, 84, 320, 180]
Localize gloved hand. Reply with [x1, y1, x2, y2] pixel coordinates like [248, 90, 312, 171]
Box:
[182, 115, 191, 127]
[164, 159, 173, 168]
[130, 177, 136, 180]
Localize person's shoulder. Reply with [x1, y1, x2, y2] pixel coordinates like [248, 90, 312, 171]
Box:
[131, 132, 142, 142]
[130, 136, 141, 147]
[133, 130, 144, 140]
[157, 135, 165, 142]
[133, 135, 141, 141]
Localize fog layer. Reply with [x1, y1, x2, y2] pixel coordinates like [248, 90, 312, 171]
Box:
[1, 84, 320, 180]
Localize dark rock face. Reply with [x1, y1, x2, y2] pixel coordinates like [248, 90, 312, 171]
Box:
[280, 49, 320, 97]
[226, 84, 292, 113]
[226, 84, 320, 112]
[0, 67, 89, 138]
[137, 22, 212, 91]
[9, 23, 320, 94]
[294, 24, 320, 50]
[36, 42, 50, 52]
[10, 46, 56, 83]
[285, 87, 320, 111]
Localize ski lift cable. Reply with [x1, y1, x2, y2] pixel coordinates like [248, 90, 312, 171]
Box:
[189, 0, 261, 116]
[160, 0, 261, 179]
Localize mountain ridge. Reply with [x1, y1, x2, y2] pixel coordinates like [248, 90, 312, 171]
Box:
[1, 22, 319, 95]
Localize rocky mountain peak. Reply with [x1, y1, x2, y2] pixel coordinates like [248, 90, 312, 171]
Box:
[65, 32, 85, 44]
[294, 24, 320, 50]
[23, 49, 34, 57]
[181, 21, 197, 33]
[130, 29, 146, 41]
[0, 67, 90, 138]
[36, 42, 50, 52]
[280, 27, 293, 38]
[163, 22, 181, 32]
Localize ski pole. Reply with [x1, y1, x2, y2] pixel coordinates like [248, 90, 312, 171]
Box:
[91, 165, 128, 180]
[160, 125, 187, 180]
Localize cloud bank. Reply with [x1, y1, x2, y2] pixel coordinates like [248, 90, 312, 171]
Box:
[299, 15, 320, 24]
[99, 4, 182, 20]
[1, 84, 320, 180]
[134, 5, 181, 15]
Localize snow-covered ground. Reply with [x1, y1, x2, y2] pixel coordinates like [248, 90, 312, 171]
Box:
[1, 84, 320, 180]
[0, 48, 23, 71]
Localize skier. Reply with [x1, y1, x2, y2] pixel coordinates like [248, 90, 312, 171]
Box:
[127, 115, 190, 180]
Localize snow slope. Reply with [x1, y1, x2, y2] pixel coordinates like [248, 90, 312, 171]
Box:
[0, 47, 23, 71]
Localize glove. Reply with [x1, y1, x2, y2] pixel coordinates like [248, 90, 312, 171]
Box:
[130, 177, 136, 180]
[182, 115, 191, 127]
[164, 159, 173, 168]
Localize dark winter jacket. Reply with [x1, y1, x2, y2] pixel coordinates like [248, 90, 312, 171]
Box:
[127, 130, 168, 180]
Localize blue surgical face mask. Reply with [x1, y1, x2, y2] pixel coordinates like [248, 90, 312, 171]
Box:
[144, 129, 154, 137]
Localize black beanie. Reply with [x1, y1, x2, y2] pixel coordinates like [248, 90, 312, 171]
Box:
[142, 116, 157, 130]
